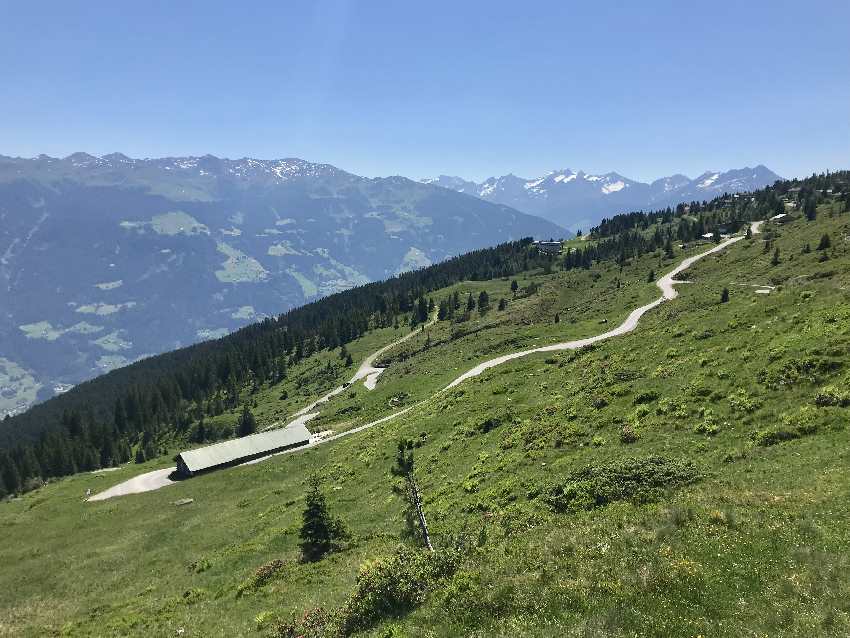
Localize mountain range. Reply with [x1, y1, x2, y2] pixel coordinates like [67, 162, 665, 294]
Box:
[0, 153, 564, 417]
[423, 165, 782, 231]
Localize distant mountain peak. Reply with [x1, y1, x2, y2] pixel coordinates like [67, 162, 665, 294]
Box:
[422, 165, 782, 231]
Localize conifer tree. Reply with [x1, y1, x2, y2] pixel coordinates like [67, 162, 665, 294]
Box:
[478, 290, 489, 313]
[299, 474, 347, 562]
[721, 288, 730, 303]
[236, 404, 257, 437]
[804, 197, 817, 221]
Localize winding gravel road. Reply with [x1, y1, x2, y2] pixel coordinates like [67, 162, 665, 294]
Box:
[445, 221, 763, 389]
[89, 223, 760, 501]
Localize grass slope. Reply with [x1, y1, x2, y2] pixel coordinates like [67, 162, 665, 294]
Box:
[2, 203, 850, 637]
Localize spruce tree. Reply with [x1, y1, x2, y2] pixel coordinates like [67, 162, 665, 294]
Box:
[721, 288, 730, 303]
[299, 474, 347, 562]
[478, 290, 489, 313]
[818, 233, 831, 250]
[236, 405, 257, 437]
[510, 280, 519, 298]
[804, 197, 817, 221]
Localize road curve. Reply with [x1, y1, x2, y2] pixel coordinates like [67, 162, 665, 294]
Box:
[288, 316, 437, 421]
[444, 222, 762, 390]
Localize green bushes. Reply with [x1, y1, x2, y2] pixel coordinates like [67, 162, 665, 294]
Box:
[336, 546, 462, 635]
[753, 406, 823, 446]
[729, 389, 760, 413]
[620, 423, 640, 444]
[753, 428, 798, 446]
[814, 385, 850, 407]
[537, 455, 700, 513]
[633, 391, 659, 405]
[272, 546, 463, 636]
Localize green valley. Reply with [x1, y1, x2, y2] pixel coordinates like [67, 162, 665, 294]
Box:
[2, 175, 850, 637]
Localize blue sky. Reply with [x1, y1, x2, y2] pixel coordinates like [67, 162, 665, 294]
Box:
[1, 1, 848, 182]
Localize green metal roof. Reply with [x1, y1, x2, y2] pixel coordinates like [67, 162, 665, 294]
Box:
[178, 424, 311, 472]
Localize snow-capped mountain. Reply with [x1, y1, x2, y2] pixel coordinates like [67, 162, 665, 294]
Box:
[424, 165, 782, 231]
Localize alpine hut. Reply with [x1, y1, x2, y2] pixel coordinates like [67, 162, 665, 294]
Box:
[175, 424, 311, 478]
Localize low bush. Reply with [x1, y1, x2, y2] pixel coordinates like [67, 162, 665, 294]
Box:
[336, 546, 462, 635]
[754, 406, 823, 446]
[814, 385, 850, 407]
[537, 455, 700, 513]
[633, 391, 660, 405]
[236, 558, 289, 597]
[620, 423, 640, 444]
[753, 428, 799, 447]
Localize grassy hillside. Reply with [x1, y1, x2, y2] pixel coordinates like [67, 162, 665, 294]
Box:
[2, 198, 849, 637]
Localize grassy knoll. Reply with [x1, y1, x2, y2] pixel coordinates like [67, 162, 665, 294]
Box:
[2, 203, 850, 636]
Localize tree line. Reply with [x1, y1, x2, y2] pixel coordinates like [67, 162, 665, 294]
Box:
[0, 237, 555, 496]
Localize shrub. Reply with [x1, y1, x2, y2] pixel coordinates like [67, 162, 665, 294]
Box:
[620, 423, 639, 444]
[538, 455, 700, 513]
[729, 389, 760, 413]
[633, 391, 659, 405]
[814, 385, 850, 407]
[336, 546, 462, 635]
[656, 397, 688, 419]
[236, 559, 289, 597]
[694, 420, 720, 436]
[477, 417, 501, 434]
[753, 428, 799, 447]
[272, 607, 333, 638]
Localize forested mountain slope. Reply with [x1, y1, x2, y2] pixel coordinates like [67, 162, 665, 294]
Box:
[0, 172, 848, 637]
[0, 153, 565, 418]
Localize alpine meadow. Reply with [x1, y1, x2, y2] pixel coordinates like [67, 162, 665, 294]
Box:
[2, 173, 850, 636]
[2, 3, 850, 637]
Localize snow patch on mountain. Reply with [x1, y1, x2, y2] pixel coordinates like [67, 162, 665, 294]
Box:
[602, 180, 626, 194]
[698, 173, 720, 188]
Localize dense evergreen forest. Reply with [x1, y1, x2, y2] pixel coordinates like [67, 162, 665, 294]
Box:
[1, 171, 847, 497]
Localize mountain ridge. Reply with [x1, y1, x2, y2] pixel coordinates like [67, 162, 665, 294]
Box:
[423, 165, 782, 231]
[0, 153, 566, 418]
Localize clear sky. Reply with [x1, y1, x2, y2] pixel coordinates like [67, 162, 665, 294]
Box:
[1, 1, 848, 182]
